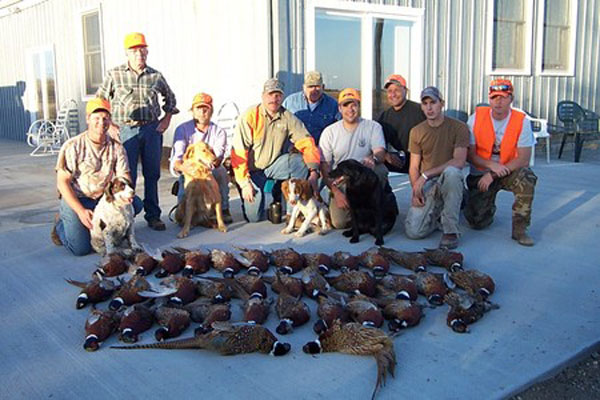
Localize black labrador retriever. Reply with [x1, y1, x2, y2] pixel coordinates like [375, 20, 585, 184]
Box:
[328, 159, 398, 245]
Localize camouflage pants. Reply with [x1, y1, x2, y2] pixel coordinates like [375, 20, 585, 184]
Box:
[464, 167, 537, 230]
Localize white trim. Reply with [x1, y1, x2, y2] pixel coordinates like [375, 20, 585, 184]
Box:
[306, 0, 424, 118]
[536, 0, 578, 76]
[486, 0, 534, 76]
[25, 44, 58, 123]
[77, 4, 105, 100]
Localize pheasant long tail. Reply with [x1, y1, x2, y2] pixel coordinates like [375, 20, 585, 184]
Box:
[111, 336, 206, 350]
[371, 347, 397, 400]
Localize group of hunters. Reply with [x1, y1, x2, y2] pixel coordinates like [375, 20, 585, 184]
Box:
[51, 32, 537, 256]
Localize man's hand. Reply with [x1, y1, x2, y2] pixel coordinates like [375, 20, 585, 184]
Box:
[385, 152, 405, 170]
[411, 175, 426, 207]
[331, 186, 349, 210]
[242, 184, 255, 203]
[477, 172, 494, 192]
[488, 162, 510, 178]
[308, 170, 319, 195]
[156, 115, 172, 134]
[77, 209, 94, 230]
[362, 155, 376, 170]
[213, 157, 223, 169]
[108, 124, 121, 142]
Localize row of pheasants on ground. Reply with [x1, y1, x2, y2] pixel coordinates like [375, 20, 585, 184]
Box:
[67, 245, 498, 400]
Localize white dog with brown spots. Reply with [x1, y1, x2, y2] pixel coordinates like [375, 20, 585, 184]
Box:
[281, 178, 331, 237]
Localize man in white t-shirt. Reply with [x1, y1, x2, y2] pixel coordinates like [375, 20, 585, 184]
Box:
[465, 79, 537, 246]
[319, 88, 389, 228]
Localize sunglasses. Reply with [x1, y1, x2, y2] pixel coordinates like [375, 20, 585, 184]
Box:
[489, 84, 512, 92]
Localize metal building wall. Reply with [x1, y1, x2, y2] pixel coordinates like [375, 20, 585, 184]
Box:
[277, 0, 600, 124]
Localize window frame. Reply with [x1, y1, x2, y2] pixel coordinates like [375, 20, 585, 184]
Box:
[25, 44, 59, 123]
[486, 0, 534, 76]
[536, 0, 578, 76]
[78, 5, 105, 100]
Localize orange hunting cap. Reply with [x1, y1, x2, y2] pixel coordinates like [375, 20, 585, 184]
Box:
[338, 88, 361, 105]
[488, 79, 513, 98]
[124, 32, 147, 49]
[384, 74, 407, 89]
[190, 92, 213, 110]
[86, 97, 111, 115]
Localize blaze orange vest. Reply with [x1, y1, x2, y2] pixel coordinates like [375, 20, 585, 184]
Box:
[473, 106, 525, 165]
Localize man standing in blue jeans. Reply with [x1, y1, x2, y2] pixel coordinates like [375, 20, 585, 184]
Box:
[51, 98, 142, 256]
[231, 78, 321, 222]
[97, 32, 178, 231]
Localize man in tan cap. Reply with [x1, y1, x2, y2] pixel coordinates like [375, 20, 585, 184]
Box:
[231, 78, 321, 222]
[170, 92, 232, 223]
[282, 70, 339, 145]
[97, 32, 178, 231]
[51, 98, 142, 255]
[377, 74, 426, 173]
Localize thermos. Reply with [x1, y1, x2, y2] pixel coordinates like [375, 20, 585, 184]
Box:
[267, 202, 282, 224]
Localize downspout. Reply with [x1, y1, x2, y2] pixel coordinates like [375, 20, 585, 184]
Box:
[267, 0, 274, 78]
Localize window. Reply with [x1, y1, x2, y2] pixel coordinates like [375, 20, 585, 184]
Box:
[487, 0, 533, 75]
[537, 0, 578, 75]
[26, 46, 58, 121]
[81, 9, 104, 96]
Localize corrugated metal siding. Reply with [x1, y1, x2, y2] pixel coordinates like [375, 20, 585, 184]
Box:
[280, 0, 600, 124]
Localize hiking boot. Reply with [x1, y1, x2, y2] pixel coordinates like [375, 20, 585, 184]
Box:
[512, 227, 534, 246]
[147, 218, 166, 231]
[439, 233, 459, 250]
[50, 214, 62, 246]
[222, 209, 233, 224]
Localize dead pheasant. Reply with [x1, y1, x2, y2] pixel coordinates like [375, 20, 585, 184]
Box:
[411, 271, 447, 306]
[233, 246, 270, 275]
[444, 269, 495, 299]
[303, 320, 396, 400]
[301, 265, 331, 298]
[444, 291, 499, 333]
[378, 247, 427, 272]
[327, 270, 376, 297]
[313, 291, 350, 334]
[422, 248, 464, 272]
[129, 250, 159, 276]
[270, 248, 305, 274]
[65, 276, 118, 309]
[112, 322, 291, 356]
[263, 271, 304, 298]
[154, 306, 191, 341]
[346, 295, 384, 328]
[109, 275, 152, 311]
[332, 251, 361, 271]
[195, 278, 234, 304]
[183, 298, 231, 335]
[156, 276, 199, 306]
[234, 275, 268, 299]
[228, 279, 270, 325]
[94, 253, 129, 278]
[170, 247, 212, 277]
[155, 249, 186, 278]
[376, 274, 418, 301]
[275, 290, 311, 335]
[375, 297, 424, 332]
[83, 308, 119, 351]
[118, 304, 154, 343]
[302, 252, 333, 275]
[210, 249, 243, 277]
[360, 247, 390, 277]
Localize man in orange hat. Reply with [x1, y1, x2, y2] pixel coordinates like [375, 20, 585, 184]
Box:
[97, 32, 178, 231]
[319, 88, 393, 229]
[51, 98, 142, 255]
[465, 79, 537, 246]
[377, 74, 426, 173]
[170, 92, 232, 223]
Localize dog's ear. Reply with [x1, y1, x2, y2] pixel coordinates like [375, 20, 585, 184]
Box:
[281, 180, 290, 202]
[183, 145, 195, 162]
[104, 179, 115, 203]
[299, 180, 313, 202]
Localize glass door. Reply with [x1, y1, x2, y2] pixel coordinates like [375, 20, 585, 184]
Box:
[26, 46, 58, 123]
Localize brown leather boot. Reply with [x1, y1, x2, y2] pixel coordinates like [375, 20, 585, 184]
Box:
[512, 225, 534, 246]
[50, 213, 62, 246]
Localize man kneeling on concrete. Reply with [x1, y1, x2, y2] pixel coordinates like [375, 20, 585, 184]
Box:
[405, 87, 469, 249]
[464, 79, 537, 246]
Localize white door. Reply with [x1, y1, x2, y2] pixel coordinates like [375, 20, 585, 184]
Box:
[306, 1, 424, 119]
[26, 46, 58, 123]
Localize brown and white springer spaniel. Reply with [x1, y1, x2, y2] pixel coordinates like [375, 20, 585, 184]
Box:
[281, 178, 331, 237]
[91, 177, 140, 256]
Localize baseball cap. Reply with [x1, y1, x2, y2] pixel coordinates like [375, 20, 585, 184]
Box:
[263, 78, 284, 94]
[304, 71, 323, 86]
[190, 92, 213, 110]
[420, 86, 443, 102]
[338, 88, 361, 105]
[488, 79, 513, 97]
[384, 74, 407, 89]
[124, 32, 147, 49]
[86, 98, 111, 115]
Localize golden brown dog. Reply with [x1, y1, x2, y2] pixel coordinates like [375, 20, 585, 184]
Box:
[175, 141, 226, 238]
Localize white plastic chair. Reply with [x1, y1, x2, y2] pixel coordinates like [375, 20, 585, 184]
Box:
[513, 108, 550, 166]
[215, 101, 240, 158]
[26, 99, 78, 156]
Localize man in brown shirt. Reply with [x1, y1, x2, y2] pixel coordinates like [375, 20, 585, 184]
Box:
[405, 86, 469, 249]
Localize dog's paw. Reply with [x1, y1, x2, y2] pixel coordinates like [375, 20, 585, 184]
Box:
[294, 230, 307, 238]
[218, 225, 227, 233]
[375, 238, 384, 246]
[177, 230, 189, 239]
[281, 228, 293, 235]
[318, 228, 330, 235]
[342, 229, 353, 238]
[349, 236, 359, 244]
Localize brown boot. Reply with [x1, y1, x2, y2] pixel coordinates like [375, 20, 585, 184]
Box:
[439, 233, 459, 249]
[512, 225, 534, 247]
[50, 214, 62, 246]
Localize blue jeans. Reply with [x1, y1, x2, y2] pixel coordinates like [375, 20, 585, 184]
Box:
[176, 166, 230, 211]
[56, 196, 143, 256]
[121, 122, 163, 222]
[242, 153, 308, 222]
